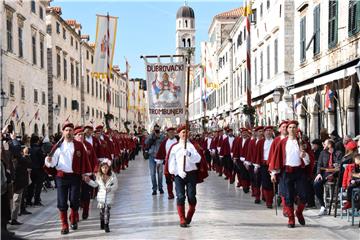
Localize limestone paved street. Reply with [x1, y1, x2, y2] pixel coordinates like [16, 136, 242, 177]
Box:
[10, 156, 359, 240]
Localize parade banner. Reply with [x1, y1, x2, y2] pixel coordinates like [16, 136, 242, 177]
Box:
[145, 61, 186, 122]
[134, 81, 140, 110]
[92, 14, 118, 78]
[201, 42, 218, 91]
[128, 80, 136, 110]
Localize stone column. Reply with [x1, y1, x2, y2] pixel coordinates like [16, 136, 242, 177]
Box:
[327, 112, 335, 134]
[310, 112, 319, 140]
[347, 107, 356, 137]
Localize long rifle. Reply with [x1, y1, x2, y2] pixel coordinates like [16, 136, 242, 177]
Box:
[273, 182, 278, 216]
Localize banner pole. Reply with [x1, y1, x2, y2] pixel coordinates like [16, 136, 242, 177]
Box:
[105, 12, 111, 129]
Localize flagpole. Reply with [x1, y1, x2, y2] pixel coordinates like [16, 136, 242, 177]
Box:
[334, 95, 344, 137]
[245, 0, 252, 127]
[105, 12, 111, 129]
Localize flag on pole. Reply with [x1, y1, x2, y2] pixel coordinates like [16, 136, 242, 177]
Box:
[10, 106, 19, 120]
[92, 14, 118, 79]
[325, 85, 334, 110]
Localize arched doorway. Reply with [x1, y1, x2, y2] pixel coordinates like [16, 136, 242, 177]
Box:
[42, 124, 46, 137]
[20, 122, 25, 136]
[34, 124, 39, 136]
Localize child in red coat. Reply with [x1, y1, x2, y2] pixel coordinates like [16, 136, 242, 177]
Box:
[342, 154, 360, 209]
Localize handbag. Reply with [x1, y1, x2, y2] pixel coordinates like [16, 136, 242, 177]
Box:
[143, 151, 149, 160]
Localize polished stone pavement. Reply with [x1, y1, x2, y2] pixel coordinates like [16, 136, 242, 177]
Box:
[9, 155, 359, 239]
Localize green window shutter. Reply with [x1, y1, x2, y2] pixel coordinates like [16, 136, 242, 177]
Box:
[300, 17, 306, 62]
[328, 0, 338, 48]
[313, 5, 320, 55]
[349, 0, 360, 36]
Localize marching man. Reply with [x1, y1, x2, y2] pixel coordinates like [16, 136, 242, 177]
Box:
[268, 120, 314, 228]
[155, 127, 178, 199]
[165, 125, 208, 228]
[44, 122, 92, 234]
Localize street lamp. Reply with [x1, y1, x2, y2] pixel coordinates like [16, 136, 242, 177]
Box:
[273, 89, 281, 124]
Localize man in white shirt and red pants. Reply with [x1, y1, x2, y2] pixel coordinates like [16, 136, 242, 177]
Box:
[44, 122, 92, 234]
[165, 125, 208, 228]
[269, 120, 314, 228]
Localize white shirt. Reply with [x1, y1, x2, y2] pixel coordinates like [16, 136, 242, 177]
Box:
[45, 141, 74, 173]
[242, 138, 247, 148]
[228, 136, 235, 150]
[168, 140, 201, 178]
[166, 138, 178, 154]
[285, 139, 301, 167]
[85, 136, 93, 146]
[263, 138, 273, 161]
[207, 138, 212, 149]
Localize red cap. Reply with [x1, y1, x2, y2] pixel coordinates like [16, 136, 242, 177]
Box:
[279, 120, 288, 128]
[166, 127, 176, 132]
[254, 126, 264, 132]
[177, 124, 189, 133]
[62, 121, 74, 131]
[287, 120, 299, 127]
[264, 126, 273, 131]
[345, 140, 357, 151]
[95, 125, 103, 131]
[83, 125, 93, 131]
[74, 126, 84, 135]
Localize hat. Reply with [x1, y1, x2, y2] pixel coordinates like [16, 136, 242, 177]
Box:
[264, 126, 273, 131]
[345, 140, 357, 151]
[62, 121, 74, 131]
[330, 130, 339, 137]
[286, 120, 299, 127]
[226, 128, 233, 132]
[83, 125, 93, 131]
[166, 127, 176, 132]
[95, 125, 103, 131]
[311, 139, 322, 146]
[74, 126, 84, 135]
[279, 120, 288, 128]
[177, 124, 189, 133]
[254, 126, 264, 132]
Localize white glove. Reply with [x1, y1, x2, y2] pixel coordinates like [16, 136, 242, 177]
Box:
[254, 165, 260, 174]
[240, 157, 245, 162]
[178, 172, 187, 179]
[155, 159, 164, 165]
[231, 153, 233, 158]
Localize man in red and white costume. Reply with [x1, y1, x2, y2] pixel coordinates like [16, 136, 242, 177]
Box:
[268, 120, 314, 228]
[202, 131, 213, 170]
[164, 125, 208, 228]
[216, 129, 226, 176]
[73, 126, 98, 220]
[155, 127, 178, 199]
[253, 126, 274, 208]
[44, 122, 92, 234]
[219, 128, 236, 183]
[245, 126, 264, 203]
[232, 128, 252, 192]
[94, 125, 112, 160]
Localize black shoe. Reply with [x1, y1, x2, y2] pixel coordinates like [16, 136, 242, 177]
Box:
[267, 205, 273, 209]
[10, 220, 23, 225]
[26, 201, 33, 206]
[152, 191, 157, 195]
[254, 199, 261, 204]
[20, 210, 32, 215]
[288, 223, 295, 228]
[243, 188, 249, 193]
[100, 220, 105, 229]
[159, 189, 164, 194]
[61, 228, 69, 234]
[180, 223, 188, 228]
[2, 229, 16, 237]
[71, 223, 78, 230]
[34, 202, 44, 207]
[82, 213, 88, 220]
[104, 224, 110, 233]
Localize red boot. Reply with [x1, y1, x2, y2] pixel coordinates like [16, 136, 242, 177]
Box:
[295, 203, 306, 226]
[177, 205, 187, 227]
[264, 189, 274, 208]
[70, 209, 78, 230]
[167, 183, 174, 200]
[282, 197, 288, 217]
[287, 206, 295, 228]
[59, 211, 69, 234]
[186, 204, 196, 225]
[343, 201, 352, 210]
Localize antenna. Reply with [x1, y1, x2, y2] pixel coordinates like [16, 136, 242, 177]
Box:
[184, 0, 188, 6]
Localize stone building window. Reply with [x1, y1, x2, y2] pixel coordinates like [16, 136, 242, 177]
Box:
[267, 45, 270, 79]
[39, 6, 44, 20]
[87, 74, 90, 93]
[64, 97, 67, 109]
[6, 10, 13, 52]
[56, 22, 60, 34]
[56, 51, 61, 77]
[63, 54, 67, 81]
[313, 5, 320, 55]
[40, 34, 44, 68]
[260, 51, 263, 82]
[70, 62, 74, 85]
[63, 28, 66, 40]
[300, 16, 306, 62]
[349, 0, 360, 36]
[76, 65, 79, 87]
[42, 92, 46, 105]
[328, 0, 338, 48]
[31, 0, 36, 13]
[91, 78, 94, 96]
[21, 85, 25, 100]
[58, 95, 61, 107]
[10, 82, 15, 97]
[18, 24, 23, 58]
[274, 39, 278, 74]
[34, 89, 38, 103]
[32, 30, 37, 65]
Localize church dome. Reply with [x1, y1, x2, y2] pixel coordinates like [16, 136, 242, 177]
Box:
[176, 5, 195, 19]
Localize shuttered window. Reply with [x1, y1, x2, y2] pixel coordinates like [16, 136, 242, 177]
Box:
[313, 5, 320, 55]
[300, 17, 306, 62]
[349, 0, 360, 36]
[328, 0, 338, 49]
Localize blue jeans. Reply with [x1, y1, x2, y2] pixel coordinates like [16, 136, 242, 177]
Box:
[55, 175, 81, 211]
[149, 156, 163, 192]
[174, 171, 197, 205]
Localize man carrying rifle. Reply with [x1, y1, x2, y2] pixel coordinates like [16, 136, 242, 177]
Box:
[44, 122, 92, 235]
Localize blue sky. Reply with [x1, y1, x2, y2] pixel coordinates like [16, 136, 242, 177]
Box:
[56, 0, 243, 79]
